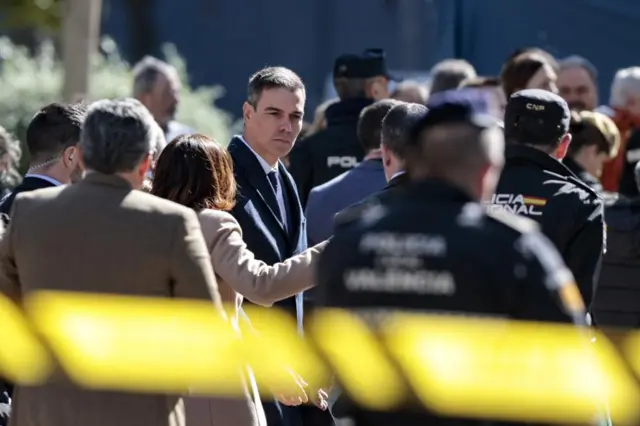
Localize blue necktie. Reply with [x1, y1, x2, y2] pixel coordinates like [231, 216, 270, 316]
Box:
[267, 170, 285, 225]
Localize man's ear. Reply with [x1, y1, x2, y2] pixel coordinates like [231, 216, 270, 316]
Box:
[554, 133, 572, 160]
[242, 101, 254, 122]
[138, 153, 152, 178]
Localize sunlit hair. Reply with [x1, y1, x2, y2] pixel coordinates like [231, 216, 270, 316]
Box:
[151, 134, 236, 211]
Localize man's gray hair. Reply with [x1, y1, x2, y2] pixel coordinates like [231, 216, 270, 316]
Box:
[132, 56, 176, 97]
[381, 102, 429, 159]
[558, 55, 598, 82]
[610, 67, 640, 108]
[429, 59, 477, 95]
[81, 98, 155, 174]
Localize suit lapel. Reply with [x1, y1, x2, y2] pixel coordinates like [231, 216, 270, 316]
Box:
[228, 137, 288, 238]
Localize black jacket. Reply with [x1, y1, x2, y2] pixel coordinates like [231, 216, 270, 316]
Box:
[0, 175, 56, 425]
[317, 178, 586, 426]
[0, 176, 57, 223]
[563, 156, 603, 193]
[333, 171, 410, 231]
[592, 195, 640, 328]
[492, 145, 604, 308]
[288, 98, 373, 207]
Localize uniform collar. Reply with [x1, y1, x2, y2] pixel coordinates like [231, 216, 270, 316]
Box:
[325, 98, 374, 126]
[505, 144, 573, 177]
[24, 173, 62, 186]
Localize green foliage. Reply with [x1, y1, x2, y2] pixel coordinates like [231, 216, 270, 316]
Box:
[0, 36, 233, 172]
[2, 0, 62, 32]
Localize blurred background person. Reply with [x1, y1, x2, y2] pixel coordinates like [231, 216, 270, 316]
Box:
[458, 76, 506, 119]
[593, 161, 640, 329]
[565, 110, 620, 192]
[133, 55, 193, 143]
[0, 126, 22, 198]
[305, 98, 339, 138]
[289, 49, 396, 207]
[390, 80, 428, 104]
[557, 55, 599, 111]
[305, 99, 399, 246]
[428, 59, 476, 95]
[599, 67, 640, 193]
[500, 52, 558, 98]
[0, 103, 87, 222]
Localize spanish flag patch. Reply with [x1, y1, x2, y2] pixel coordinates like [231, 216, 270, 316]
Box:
[522, 196, 547, 206]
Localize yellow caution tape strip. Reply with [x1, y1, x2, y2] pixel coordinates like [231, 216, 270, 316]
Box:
[2, 291, 640, 425]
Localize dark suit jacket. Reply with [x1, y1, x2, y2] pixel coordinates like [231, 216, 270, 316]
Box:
[0, 176, 57, 222]
[333, 171, 410, 231]
[305, 159, 386, 246]
[227, 137, 306, 326]
[0, 175, 57, 424]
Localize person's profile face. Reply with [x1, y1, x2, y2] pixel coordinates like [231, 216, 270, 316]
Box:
[527, 64, 558, 94]
[558, 67, 597, 111]
[149, 72, 180, 128]
[244, 88, 305, 163]
[368, 76, 390, 100]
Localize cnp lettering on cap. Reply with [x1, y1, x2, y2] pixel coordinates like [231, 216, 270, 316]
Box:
[526, 103, 545, 111]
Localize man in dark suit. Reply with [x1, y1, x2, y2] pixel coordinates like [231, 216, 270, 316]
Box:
[0, 102, 87, 221]
[0, 102, 87, 426]
[305, 100, 400, 245]
[333, 102, 428, 230]
[227, 67, 332, 426]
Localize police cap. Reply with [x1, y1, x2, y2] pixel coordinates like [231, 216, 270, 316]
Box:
[504, 89, 570, 145]
[333, 48, 400, 81]
[409, 89, 498, 144]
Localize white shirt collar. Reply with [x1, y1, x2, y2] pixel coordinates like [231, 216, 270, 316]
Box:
[389, 170, 406, 182]
[237, 135, 278, 175]
[24, 173, 62, 186]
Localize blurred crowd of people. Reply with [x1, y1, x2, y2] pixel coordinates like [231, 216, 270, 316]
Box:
[0, 44, 639, 426]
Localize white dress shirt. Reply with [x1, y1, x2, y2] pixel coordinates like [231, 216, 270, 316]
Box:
[238, 136, 289, 231]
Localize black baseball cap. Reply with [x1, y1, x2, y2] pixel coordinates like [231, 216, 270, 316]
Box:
[409, 88, 499, 144]
[504, 89, 570, 145]
[333, 48, 400, 81]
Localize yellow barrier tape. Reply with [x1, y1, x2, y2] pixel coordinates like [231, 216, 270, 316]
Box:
[3, 292, 640, 424]
[0, 295, 52, 384]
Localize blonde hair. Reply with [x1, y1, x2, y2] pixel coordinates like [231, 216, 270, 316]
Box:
[306, 98, 338, 137]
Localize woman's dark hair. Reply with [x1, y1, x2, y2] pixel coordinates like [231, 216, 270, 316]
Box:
[500, 53, 548, 98]
[151, 134, 236, 211]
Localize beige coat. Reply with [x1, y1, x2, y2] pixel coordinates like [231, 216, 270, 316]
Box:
[183, 208, 328, 426]
[0, 172, 223, 426]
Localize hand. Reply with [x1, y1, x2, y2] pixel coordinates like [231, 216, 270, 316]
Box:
[312, 388, 329, 411]
[275, 371, 309, 406]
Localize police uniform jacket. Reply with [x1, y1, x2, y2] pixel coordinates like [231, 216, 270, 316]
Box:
[493, 144, 604, 308]
[316, 178, 586, 426]
[288, 98, 373, 207]
[563, 156, 603, 193]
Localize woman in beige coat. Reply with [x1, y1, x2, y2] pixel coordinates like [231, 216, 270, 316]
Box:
[151, 134, 327, 426]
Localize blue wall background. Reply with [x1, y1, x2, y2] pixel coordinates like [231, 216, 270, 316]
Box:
[100, 0, 640, 118]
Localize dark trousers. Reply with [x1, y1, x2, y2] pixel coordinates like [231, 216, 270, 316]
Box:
[263, 401, 335, 426]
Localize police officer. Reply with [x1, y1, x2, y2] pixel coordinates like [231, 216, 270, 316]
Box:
[493, 89, 604, 309]
[289, 49, 398, 207]
[315, 90, 587, 426]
